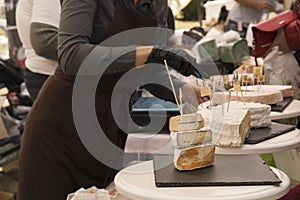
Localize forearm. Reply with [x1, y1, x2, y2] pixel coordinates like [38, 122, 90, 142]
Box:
[135, 46, 153, 66]
[59, 42, 153, 75]
[235, 0, 275, 11]
[143, 78, 186, 102]
[235, 0, 260, 9]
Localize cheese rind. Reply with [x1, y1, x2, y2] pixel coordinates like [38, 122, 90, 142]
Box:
[213, 90, 283, 105]
[169, 113, 204, 132]
[170, 128, 212, 148]
[174, 144, 215, 171]
[240, 85, 294, 97]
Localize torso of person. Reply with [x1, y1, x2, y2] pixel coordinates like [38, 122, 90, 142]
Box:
[15, 0, 60, 75]
[227, 1, 264, 24]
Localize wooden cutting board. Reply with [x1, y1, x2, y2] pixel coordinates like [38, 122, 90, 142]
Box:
[153, 154, 281, 187]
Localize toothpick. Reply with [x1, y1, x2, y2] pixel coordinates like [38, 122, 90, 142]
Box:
[209, 87, 212, 111]
[227, 90, 231, 112]
[179, 88, 183, 116]
[164, 60, 182, 115]
[233, 81, 245, 104]
[221, 92, 224, 116]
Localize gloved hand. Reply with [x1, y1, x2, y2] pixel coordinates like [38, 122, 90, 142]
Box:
[146, 46, 200, 77]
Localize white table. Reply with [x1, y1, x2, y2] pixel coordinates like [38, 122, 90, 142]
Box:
[216, 129, 300, 155]
[115, 161, 290, 200]
[270, 100, 300, 120]
[126, 128, 300, 156]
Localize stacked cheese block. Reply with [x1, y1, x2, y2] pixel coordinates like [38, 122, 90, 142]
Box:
[169, 114, 215, 171]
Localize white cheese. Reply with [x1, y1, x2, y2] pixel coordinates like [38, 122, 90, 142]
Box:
[198, 108, 251, 147]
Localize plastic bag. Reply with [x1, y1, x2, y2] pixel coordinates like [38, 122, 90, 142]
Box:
[66, 186, 110, 200]
[264, 46, 300, 94]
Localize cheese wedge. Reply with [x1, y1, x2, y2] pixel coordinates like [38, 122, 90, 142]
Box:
[199, 109, 251, 147]
[174, 144, 215, 171]
[169, 113, 204, 132]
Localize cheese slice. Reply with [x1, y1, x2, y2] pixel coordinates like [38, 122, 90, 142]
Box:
[174, 144, 215, 171]
[169, 113, 204, 132]
[170, 128, 212, 148]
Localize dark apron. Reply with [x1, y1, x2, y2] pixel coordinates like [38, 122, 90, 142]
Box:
[17, 2, 164, 200]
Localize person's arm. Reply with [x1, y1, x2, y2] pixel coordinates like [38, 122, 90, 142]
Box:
[30, 23, 59, 61]
[30, 0, 61, 61]
[284, 20, 300, 51]
[235, 0, 273, 11]
[58, 0, 146, 74]
[58, 0, 209, 104]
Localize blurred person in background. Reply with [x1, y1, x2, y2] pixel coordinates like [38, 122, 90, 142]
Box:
[226, 0, 277, 37]
[205, 5, 229, 40]
[16, 0, 60, 101]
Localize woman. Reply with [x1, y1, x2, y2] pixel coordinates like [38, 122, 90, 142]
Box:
[226, 0, 276, 37]
[16, 0, 60, 100]
[17, 1, 209, 200]
[206, 6, 229, 40]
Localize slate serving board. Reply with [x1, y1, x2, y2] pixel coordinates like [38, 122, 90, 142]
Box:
[153, 154, 281, 187]
[245, 122, 296, 144]
[271, 96, 293, 112]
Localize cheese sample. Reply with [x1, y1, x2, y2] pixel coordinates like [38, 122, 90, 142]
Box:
[240, 85, 294, 97]
[198, 101, 271, 128]
[170, 128, 212, 148]
[169, 113, 204, 132]
[213, 90, 283, 105]
[199, 109, 251, 147]
[174, 144, 215, 171]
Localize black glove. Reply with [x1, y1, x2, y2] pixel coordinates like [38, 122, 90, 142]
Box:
[146, 46, 201, 77]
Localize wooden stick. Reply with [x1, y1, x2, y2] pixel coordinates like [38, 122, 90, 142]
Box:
[179, 88, 183, 116]
[209, 87, 212, 111]
[164, 60, 182, 115]
[255, 57, 258, 66]
[227, 90, 231, 112]
[240, 89, 246, 105]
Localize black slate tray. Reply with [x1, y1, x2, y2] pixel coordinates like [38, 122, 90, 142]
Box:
[245, 122, 296, 144]
[271, 96, 293, 112]
[153, 154, 281, 187]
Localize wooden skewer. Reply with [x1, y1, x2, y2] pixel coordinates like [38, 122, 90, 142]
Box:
[227, 90, 231, 112]
[164, 60, 182, 115]
[179, 88, 183, 116]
